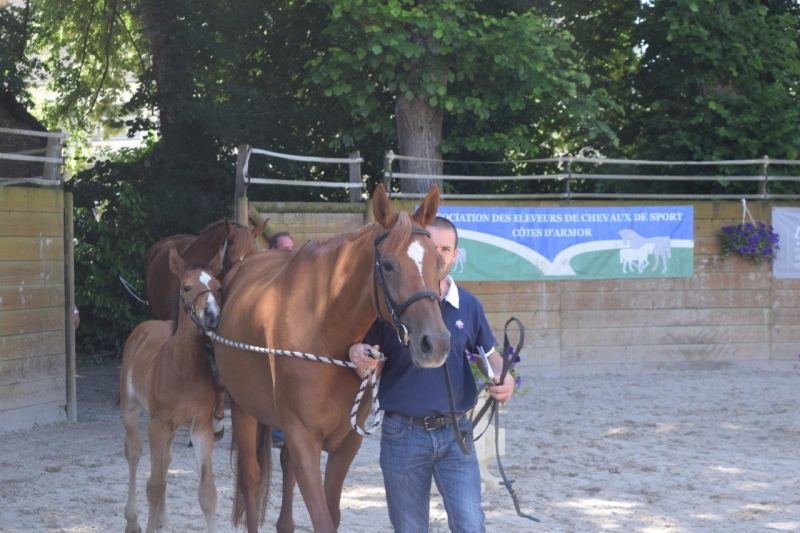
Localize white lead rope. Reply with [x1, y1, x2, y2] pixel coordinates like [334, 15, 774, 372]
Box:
[205, 331, 386, 436]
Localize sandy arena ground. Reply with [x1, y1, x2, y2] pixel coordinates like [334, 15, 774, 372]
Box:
[1, 360, 799, 532]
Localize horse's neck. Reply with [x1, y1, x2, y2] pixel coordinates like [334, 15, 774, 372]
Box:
[185, 225, 224, 259]
[165, 315, 208, 376]
[289, 230, 378, 344]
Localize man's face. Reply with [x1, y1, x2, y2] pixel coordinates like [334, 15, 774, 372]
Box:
[276, 236, 295, 250]
[429, 226, 457, 280]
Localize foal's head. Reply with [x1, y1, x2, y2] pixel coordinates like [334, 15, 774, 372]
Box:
[169, 247, 223, 331]
[372, 184, 451, 368]
[220, 218, 269, 276]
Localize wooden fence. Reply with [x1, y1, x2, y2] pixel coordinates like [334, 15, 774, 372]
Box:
[1, 127, 74, 432]
[233, 145, 800, 375]
[0, 188, 76, 431]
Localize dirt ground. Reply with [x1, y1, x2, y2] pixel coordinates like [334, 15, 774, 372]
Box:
[1, 360, 799, 532]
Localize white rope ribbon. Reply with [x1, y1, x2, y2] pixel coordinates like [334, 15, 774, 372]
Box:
[205, 331, 386, 436]
[741, 198, 757, 226]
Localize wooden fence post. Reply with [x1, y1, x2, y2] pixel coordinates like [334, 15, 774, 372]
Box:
[759, 155, 769, 199]
[383, 151, 394, 194]
[64, 192, 77, 422]
[349, 150, 361, 202]
[234, 144, 250, 224]
[43, 130, 64, 182]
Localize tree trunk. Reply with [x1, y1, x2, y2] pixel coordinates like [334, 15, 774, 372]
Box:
[395, 95, 444, 194]
[139, 0, 179, 145]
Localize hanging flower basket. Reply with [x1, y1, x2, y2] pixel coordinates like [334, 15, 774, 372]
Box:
[717, 221, 779, 265]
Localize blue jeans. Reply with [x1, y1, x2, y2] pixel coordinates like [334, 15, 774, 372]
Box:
[380, 415, 485, 533]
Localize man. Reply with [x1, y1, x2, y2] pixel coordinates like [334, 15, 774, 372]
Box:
[350, 216, 514, 533]
[270, 231, 295, 250]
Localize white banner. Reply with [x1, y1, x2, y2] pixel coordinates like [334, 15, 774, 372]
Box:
[773, 207, 800, 278]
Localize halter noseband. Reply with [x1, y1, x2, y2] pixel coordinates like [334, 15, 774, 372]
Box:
[181, 288, 216, 331]
[373, 226, 439, 346]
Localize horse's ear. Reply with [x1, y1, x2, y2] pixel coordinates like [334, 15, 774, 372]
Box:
[252, 217, 269, 239]
[168, 246, 186, 278]
[372, 184, 395, 228]
[412, 185, 440, 227]
[223, 217, 236, 238]
[208, 248, 224, 278]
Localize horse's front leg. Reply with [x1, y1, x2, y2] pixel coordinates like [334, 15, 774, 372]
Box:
[121, 399, 144, 533]
[144, 419, 176, 533]
[285, 428, 335, 533]
[212, 385, 226, 440]
[230, 396, 266, 533]
[324, 431, 363, 528]
[191, 416, 218, 532]
[277, 443, 297, 533]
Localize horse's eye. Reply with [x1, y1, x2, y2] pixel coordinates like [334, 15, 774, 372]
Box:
[381, 261, 394, 272]
[183, 286, 191, 293]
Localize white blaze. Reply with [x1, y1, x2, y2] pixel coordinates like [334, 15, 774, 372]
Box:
[199, 271, 213, 289]
[407, 240, 425, 280]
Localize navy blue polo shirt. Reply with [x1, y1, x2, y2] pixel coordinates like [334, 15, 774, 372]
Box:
[364, 277, 495, 418]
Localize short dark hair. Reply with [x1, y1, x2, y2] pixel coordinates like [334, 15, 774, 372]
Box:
[269, 231, 292, 249]
[429, 216, 458, 248]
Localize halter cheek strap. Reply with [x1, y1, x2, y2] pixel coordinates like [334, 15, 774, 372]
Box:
[373, 227, 439, 346]
[181, 289, 216, 330]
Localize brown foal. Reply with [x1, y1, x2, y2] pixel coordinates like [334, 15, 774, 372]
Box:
[120, 247, 224, 533]
[143, 217, 268, 440]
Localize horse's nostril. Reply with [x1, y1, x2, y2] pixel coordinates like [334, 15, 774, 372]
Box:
[420, 334, 432, 354]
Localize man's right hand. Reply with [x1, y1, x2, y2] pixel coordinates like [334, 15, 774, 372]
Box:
[349, 343, 382, 378]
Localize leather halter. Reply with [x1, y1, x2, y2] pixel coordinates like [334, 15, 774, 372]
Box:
[372, 226, 439, 346]
[181, 288, 216, 331]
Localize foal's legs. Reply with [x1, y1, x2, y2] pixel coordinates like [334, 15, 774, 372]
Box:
[324, 430, 363, 528]
[121, 398, 144, 533]
[191, 416, 218, 532]
[277, 444, 297, 533]
[144, 419, 177, 533]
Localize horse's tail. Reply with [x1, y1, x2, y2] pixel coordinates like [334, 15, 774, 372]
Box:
[118, 276, 148, 305]
[231, 422, 272, 528]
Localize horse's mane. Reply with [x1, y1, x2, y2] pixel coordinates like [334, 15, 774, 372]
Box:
[200, 219, 247, 234]
[297, 212, 414, 256]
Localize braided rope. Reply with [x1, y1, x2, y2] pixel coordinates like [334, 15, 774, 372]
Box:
[206, 331, 386, 436]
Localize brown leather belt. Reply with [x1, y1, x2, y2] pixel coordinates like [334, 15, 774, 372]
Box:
[385, 411, 464, 431]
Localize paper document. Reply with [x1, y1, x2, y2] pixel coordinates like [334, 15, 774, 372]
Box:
[477, 346, 496, 381]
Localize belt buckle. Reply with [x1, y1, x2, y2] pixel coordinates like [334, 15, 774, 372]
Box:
[422, 416, 438, 431]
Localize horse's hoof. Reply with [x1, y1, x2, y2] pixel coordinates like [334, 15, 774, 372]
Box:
[124, 524, 141, 533]
[214, 427, 225, 441]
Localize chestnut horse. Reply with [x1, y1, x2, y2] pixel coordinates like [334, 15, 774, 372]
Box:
[120, 247, 224, 533]
[212, 185, 451, 532]
[144, 217, 268, 437]
[144, 218, 268, 321]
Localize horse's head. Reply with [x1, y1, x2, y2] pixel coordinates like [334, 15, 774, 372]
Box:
[372, 184, 451, 368]
[221, 217, 269, 275]
[169, 246, 223, 331]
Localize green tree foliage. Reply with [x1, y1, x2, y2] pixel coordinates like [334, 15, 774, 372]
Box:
[625, 0, 800, 170]
[1, 3, 35, 104]
[307, 0, 616, 193]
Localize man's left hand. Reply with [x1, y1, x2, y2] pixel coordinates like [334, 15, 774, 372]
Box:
[487, 372, 514, 405]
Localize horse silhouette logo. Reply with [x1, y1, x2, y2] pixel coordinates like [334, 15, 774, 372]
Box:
[453, 247, 467, 273]
[620, 242, 654, 273]
[619, 229, 672, 274]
